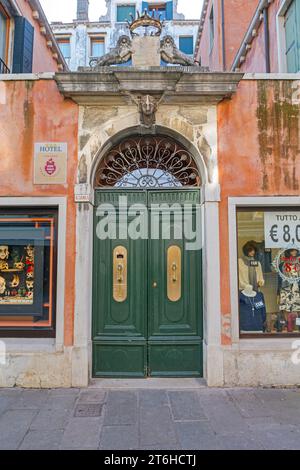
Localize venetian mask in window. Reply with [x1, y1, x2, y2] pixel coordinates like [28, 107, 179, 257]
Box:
[10, 275, 20, 289]
[0, 246, 9, 261]
[0, 276, 6, 295]
[26, 245, 34, 261]
[0, 246, 9, 271]
[26, 270, 34, 280]
[26, 280, 34, 291]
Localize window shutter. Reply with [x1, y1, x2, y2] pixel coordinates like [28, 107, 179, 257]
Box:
[12, 17, 34, 73]
[117, 6, 136, 22]
[284, 0, 300, 72]
[142, 2, 149, 13]
[166, 1, 173, 20]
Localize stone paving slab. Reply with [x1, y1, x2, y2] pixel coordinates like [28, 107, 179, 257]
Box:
[0, 386, 299, 450]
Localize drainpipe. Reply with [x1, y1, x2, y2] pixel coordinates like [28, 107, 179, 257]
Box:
[263, 7, 271, 73]
[221, 0, 226, 71]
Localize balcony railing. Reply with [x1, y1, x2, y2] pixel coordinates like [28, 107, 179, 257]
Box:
[0, 58, 10, 74]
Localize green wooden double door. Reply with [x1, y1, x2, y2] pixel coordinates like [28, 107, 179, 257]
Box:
[92, 190, 203, 377]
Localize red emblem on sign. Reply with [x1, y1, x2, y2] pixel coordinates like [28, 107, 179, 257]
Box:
[44, 158, 56, 176]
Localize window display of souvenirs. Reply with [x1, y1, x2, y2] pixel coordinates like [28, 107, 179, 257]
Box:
[0, 244, 35, 305]
[0, 210, 57, 335]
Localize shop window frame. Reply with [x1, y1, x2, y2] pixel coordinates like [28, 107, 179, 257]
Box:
[0, 198, 68, 342]
[228, 197, 300, 344]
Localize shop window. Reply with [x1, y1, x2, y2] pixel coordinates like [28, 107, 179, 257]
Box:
[90, 37, 105, 57]
[117, 5, 136, 22]
[0, 208, 58, 338]
[179, 36, 194, 55]
[237, 208, 300, 337]
[57, 38, 71, 59]
[0, 4, 9, 67]
[284, 0, 300, 72]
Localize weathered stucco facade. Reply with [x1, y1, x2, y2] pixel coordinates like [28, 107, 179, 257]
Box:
[0, 70, 299, 387]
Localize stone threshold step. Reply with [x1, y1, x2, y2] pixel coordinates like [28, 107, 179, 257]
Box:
[89, 378, 207, 389]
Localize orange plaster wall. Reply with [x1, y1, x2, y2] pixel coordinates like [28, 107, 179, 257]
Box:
[240, 0, 280, 72]
[218, 79, 300, 344]
[0, 79, 78, 345]
[224, 0, 258, 70]
[197, 0, 258, 71]
[16, 0, 60, 73]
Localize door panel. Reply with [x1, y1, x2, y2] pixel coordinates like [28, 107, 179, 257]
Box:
[93, 191, 148, 377]
[148, 190, 203, 377]
[92, 189, 203, 377]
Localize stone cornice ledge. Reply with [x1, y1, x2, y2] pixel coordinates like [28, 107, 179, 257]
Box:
[55, 67, 244, 105]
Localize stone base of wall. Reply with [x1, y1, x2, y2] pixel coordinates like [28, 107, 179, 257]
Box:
[1, 345, 300, 389]
[223, 349, 300, 387]
[0, 346, 89, 389]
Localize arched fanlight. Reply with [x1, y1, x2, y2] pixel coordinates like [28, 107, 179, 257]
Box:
[94, 135, 201, 189]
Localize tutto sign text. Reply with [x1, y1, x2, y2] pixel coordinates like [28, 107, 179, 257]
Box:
[265, 212, 300, 248]
[34, 143, 68, 185]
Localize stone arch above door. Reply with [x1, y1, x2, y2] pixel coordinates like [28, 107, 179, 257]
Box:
[84, 125, 210, 189]
[77, 106, 217, 188]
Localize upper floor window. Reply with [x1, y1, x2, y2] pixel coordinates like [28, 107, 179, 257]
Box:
[57, 38, 71, 59]
[284, 0, 300, 72]
[117, 5, 136, 22]
[209, 6, 214, 52]
[148, 3, 167, 20]
[179, 36, 194, 56]
[0, 4, 9, 67]
[143, 1, 173, 20]
[90, 37, 105, 57]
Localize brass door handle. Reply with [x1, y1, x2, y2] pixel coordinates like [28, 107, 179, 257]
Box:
[172, 262, 177, 282]
[117, 264, 123, 282]
[153, 282, 158, 288]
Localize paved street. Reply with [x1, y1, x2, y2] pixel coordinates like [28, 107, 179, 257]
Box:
[0, 383, 300, 450]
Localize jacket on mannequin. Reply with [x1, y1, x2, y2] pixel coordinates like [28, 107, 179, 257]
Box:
[239, 291, 267, 332]
[238, 258, 265, 291]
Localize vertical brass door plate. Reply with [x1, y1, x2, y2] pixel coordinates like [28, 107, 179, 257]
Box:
[167, 245, 181, 302]
[113, 246, 128, 303]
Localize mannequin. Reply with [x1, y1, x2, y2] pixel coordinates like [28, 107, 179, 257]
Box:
[239, 284, 267, 333]
[277, 249, 300, 333]
[239, 241, 265, 291]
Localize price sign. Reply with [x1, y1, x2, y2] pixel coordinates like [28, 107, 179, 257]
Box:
[265, 212, 300, 248]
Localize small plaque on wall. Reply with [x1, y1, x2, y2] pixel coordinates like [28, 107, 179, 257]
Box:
[34, 143, 68, 185]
